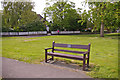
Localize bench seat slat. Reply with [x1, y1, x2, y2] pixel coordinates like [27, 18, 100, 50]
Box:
[47, 52, 88, 60]
[54, 49, 86, 54]
[54, 43, 89, 49]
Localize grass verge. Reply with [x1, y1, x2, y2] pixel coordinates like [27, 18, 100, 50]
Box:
[2, 33, 119, 78]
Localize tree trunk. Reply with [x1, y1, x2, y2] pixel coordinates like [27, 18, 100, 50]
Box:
[100, 21, 104, 37]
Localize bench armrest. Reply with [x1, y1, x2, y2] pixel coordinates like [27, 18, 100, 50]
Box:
[45, 48, 53, 50]
[83, 51, 89, 54]
[45, 48, 53, 55]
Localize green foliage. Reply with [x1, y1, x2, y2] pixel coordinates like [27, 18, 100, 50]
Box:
[78, 10, 93, 32]
[44, 0, 82, 31]
[79, 2, 119, 36]
[63, 8, 82, 31]
[20, 21, 46, 31]
[86, 2, 119, 36]
[1, 1, 45, 32]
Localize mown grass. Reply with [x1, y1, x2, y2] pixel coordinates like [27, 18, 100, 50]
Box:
[2, 33, 119, 78]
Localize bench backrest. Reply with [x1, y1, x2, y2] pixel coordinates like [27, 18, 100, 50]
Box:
[52, 41, 91, 54]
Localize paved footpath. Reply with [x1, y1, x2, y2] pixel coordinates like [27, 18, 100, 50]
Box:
[2, 57, 91, 78]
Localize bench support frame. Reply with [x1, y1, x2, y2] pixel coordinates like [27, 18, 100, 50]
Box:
[45, 41, 91, 71]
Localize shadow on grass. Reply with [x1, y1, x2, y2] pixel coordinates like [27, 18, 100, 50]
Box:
[65, 33, 119, 38]
[104, 33, 120, 40]
[65, 34, 99, 38]
[105, 33, 120, 36]
[45, 59, 93, 71]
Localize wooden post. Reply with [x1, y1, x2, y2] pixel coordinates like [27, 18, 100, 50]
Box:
[83, 54, 86, 71]
[87, 43, 91, 68]
[51, 41, 55, 60]
[45, 49, 47, 63]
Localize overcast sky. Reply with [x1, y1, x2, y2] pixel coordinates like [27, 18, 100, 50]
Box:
[32, 0, 89, 16]
[0, 0, 89, 16]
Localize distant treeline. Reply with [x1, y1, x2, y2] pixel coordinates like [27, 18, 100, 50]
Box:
[0, 1, 119, 37]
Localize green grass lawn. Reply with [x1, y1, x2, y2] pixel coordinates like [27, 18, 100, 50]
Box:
[2, 33, 119, 78]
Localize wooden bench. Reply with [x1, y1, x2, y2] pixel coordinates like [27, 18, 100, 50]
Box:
[45, 41, 91, 70]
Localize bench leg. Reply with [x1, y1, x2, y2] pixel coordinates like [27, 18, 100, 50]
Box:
[51, 56, 54, 60]
[87, 59, 89, 68]
[83, 59, 86, 71]
[45, 54, 47, 63]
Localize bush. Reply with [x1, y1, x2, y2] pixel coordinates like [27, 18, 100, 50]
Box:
[2, 21, 46, 32]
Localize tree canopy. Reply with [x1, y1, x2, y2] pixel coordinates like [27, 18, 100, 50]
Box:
[80, 2, 119, 37]
[1, 1, 45, 32]
[44, 0, 82, 31]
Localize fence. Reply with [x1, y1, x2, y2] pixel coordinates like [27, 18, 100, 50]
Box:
[51, 31, 80, 34]
[1, 31, 81, 36]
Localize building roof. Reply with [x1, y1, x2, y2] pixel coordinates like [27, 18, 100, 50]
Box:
[37, 14, 43, 20]
[37, 14, 46, 22]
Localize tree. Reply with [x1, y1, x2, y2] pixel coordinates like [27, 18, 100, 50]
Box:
[63, 8, 82, 31]
[1, 1, 38, 32]
[44, 0, 81, 31]
[78, 10, 92, 32]
[87, 2, 119, 37]
[20, 20, 46, 31]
